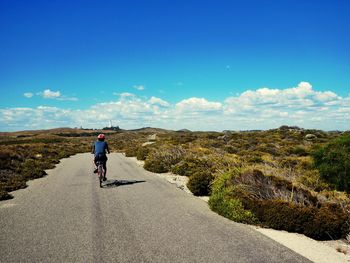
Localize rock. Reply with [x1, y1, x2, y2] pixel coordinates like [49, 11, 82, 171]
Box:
[305, 134, 317, 140]
[35, 154, 43, 159]
[217, 134, 230, 142]
[142, 142, 155, 147]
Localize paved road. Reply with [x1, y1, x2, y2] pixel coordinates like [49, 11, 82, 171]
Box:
[0, 153, 310, 263]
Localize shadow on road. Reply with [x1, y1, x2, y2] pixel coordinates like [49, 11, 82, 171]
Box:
[102, 179, 146, 188]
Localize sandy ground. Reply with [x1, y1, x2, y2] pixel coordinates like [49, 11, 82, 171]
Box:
[129, 156, 350, 263]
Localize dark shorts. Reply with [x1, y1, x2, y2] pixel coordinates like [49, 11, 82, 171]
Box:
[94, 154, 107, 175]
[94, 154, 107, 163]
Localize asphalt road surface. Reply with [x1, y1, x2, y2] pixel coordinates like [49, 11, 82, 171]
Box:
[0, 153, 311, 263]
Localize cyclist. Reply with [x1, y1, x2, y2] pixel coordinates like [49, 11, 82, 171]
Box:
[92, 133, 110, 181]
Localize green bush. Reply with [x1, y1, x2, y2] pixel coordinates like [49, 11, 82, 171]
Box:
[243, 198, 349, 240]
[303, 204, 350, 240]
[124, 145, 139, 157]
[136, 146, 151, 160]
[209, 168, 350, 240]
[313, 136, 350, 193]
[208, 171, 258, 224]
[187, 172, 214, 196]
[144, 158, 168, 173]
[297, 170, 329, 191]
[224, 146, 239, 154]
[2, 176, 27, 192]
[171, 156, 214, 177]
[290, 146, 309, 156]
[20, 159, 47, 179]
[244, 199, 314, 233]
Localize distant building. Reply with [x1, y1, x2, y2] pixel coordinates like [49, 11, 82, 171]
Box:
[102, 126, 121, 131]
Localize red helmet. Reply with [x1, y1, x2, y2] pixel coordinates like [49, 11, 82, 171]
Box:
[97, 134, 105, 139]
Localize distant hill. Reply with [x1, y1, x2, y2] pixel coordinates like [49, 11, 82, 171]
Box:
[0, 126, 175, 138]
[128, 127, 173, 133]
[177, 129, 191, 132]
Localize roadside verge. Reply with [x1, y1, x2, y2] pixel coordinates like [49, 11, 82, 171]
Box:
[127, 156, 350, 263]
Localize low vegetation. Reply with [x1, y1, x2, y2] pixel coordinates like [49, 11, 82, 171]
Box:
[122, 126, 350, 240]
[313, 135, 350, 193]
[0, 135, 91, 200]
[1, 126, 349, 241]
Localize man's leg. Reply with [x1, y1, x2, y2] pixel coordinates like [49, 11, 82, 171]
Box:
[103, 160, 107, 180]
[93, 157, 98, 173]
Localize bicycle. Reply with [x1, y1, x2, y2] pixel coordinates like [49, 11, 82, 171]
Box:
[96, 160, 105, 188]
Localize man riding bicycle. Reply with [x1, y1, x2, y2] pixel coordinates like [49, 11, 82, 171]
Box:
[92, 134, 110, 181]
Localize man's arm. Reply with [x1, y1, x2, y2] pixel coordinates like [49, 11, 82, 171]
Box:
[91, 142, 95, 154]
[105, 142, 110, 154]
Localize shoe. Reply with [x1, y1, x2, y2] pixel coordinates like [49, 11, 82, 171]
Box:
[94, 169, 98, 173]
[103, 176, 107, 181]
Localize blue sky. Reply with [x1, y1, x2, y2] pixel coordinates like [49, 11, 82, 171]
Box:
[0, 0, 349, 131]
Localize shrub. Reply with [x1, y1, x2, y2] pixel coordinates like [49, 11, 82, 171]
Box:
[144, 146, 186, 173]
[187, 172, 214, 196]
[0, 150, 13, 169]
[171, 156, 214, 176]
[3, 176, 27, 191]
[124, 145, 139, 157]
[136, 146, 151, 160]
[244, 198, 349, 239]
[256, 143, 280, 156]
[209, 168, 350, 240]
[170, 133, 197, 144]
[296, 170, 329, 191]
[208, 171, 258, 224]
[244, 199, 314, 233]
[303, 204, 350, 240]
[313, 136, 350, 193]
[209, 192, 258, 224]
[20, 159, 47, 179]
[279, 157, 299, 168]
[296, 157, 314, 170]
[290, 146, 309, 156]
[246, 155, 263, 163]
[224, 146, 239, 154]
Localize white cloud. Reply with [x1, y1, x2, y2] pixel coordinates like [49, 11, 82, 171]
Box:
[149, 96, 170, 107]
[176, 97, 222, 112]
[42, 89, 61, 99]
[23, 92, 33, 98]
[222, 82, 350, 130]
[60, 96, 78, 101]
[0, 106, 74, 130]
[133, 85, 145, 91]
[1, 82, 350, 131]
[225, 82, 343, 110]
[36, 89, 78, 101]
[119, 92, 135, 98]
